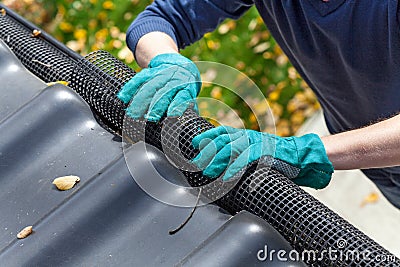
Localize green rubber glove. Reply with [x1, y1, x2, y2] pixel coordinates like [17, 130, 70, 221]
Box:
[191, 126, 334, 189]
[117, 53, 201, 122]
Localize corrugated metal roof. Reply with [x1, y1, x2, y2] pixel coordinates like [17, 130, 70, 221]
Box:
[0, 40, 304, 266]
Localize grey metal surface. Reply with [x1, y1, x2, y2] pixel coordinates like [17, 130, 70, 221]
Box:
[179, 211, 305, 267]
[0, 39, 46, 121]
[0, 39, 302, 266]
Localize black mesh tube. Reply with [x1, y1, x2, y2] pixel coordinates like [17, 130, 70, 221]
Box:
[71, 51, 134, 131]
[1, 4, 399, 266]
[0, 6, 78, 82]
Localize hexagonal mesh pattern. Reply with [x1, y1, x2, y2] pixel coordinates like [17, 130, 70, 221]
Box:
[1, 5, 399, 266]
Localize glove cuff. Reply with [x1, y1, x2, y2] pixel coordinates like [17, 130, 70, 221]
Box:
[149, 53, 193, 69]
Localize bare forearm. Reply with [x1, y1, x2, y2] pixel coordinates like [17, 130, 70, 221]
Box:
[134, 32, 179, 68]
[322, 114, 400, 170]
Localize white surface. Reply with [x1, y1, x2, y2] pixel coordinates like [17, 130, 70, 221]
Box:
[297, 110, 400, 257]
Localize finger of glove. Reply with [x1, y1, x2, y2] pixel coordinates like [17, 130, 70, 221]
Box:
[197, 129, 243, 152]
[151, 54, 201, 89]
[191, 100, 199, 114]
[292, 168, 332, 189]
[145, 81, 189, 121]
[192, 131, 243, 170]
[202, 134, 251, 178]
[117, 68, 154, 104]
[144, 64, 195, 120]
[167, 89, 198, 117]
[222, 143, 265, 181]
[125, 72, 170, 119]
[192, 126, 242, 149]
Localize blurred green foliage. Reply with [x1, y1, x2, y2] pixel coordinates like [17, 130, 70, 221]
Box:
[2, 0, 320, 136]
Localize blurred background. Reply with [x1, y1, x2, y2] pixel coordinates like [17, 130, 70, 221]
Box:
[1, 0, 320, 136]
[2, 0, 400, 257]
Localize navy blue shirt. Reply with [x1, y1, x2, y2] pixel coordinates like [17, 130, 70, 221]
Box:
[126, 0, 400, 208]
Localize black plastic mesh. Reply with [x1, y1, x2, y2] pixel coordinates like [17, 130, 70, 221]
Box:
[0, 7, 76, 82]
[1, 4, 399, 266]
[70, 50, 134, 131]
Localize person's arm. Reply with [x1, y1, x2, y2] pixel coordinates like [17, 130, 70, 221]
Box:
[134, 32, 179, 68]
[322, 114, 400, 170]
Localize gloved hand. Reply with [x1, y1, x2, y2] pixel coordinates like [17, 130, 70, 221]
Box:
[191, 126, 334, 189]
[117, 53, 201, 122]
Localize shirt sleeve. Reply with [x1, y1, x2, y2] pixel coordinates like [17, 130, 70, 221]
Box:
[126, 0, 254, 55]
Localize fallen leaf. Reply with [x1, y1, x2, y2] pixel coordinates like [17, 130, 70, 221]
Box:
[52, 175, 80, 191]
[46, 81, 70, 86]
[17, 226, 33, 239]
[31, 29, 41, 37]
[360, 192, 379, 207]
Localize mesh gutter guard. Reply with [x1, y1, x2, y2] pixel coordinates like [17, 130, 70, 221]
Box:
[0, 4, 399, 266]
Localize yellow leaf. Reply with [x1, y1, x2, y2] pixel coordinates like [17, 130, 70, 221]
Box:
[253, 100, 269, 116]
[198, 101, 208, 110]
[95, 28, 108, 41]
[52, 175, 80, 191]
[262, 51, 273, 59]
[218, 24, 230, 35]
[253, 42, 270, 54]
[59, 21, 73, 33]
[17, 226, 33, 239]
[206, 40, 220, 50]
[97, 11, 107, 21]
[74, 29, 87, 40]
[210, 87, 222, 99]
[47, 81, 69, 86]
[249, 113, 257, 123]
[290, 111, 305, 125]
[270, 102, 283, 117]
[268, 90, 280, 102]
[102, 1, 114, 10]
[360, 192, 379, 207]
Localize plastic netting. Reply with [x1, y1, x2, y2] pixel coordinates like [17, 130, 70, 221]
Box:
[0, 7, 76, 82]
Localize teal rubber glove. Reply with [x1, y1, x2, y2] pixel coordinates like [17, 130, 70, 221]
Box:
[191, 126, 334, 189]
[117, 53, 201, 122]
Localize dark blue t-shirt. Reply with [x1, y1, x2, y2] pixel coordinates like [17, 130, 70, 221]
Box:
[126, 0, 400, 208]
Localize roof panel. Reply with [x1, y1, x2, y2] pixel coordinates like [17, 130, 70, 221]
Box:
[0, 40, 46, 121]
